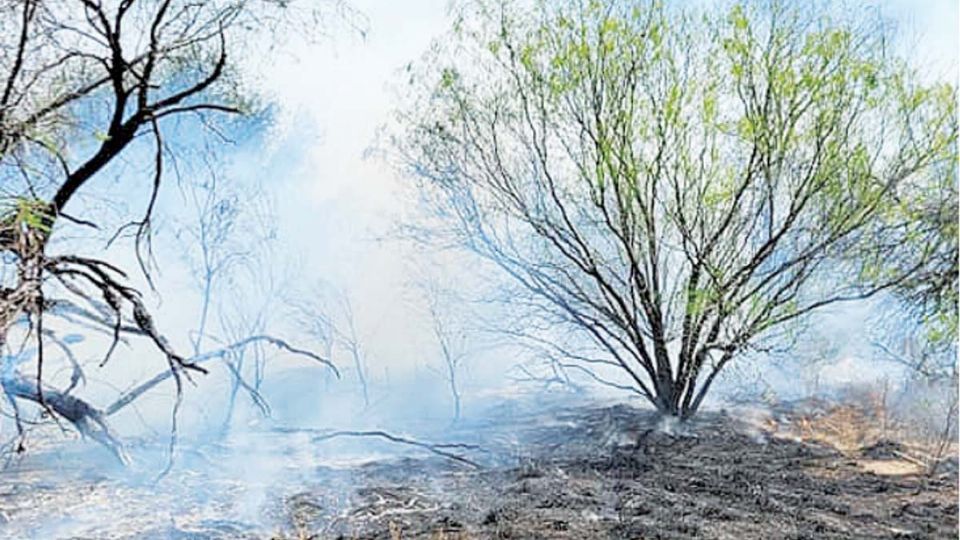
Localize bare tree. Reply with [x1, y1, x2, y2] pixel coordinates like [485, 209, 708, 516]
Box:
[334, 291, 370, 409]
[393, 0, 957, 418]
[174, 163, 291, 433]
[421, 281, 469, 423]
[294, 284, 371, 409]
[178, 173, 250, 357]
[0, 0, 345, 461]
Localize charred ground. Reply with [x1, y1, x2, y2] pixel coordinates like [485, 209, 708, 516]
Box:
[0, 400, 956, 539]
[273, 403, 957, 540]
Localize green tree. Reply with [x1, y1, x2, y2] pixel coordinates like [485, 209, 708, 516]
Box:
[394, 0, 957, 418]
[877, 159, 957, 374]
[869, 167, 957, 381]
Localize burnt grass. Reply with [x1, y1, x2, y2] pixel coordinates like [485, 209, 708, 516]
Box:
[275, 404, 958, 540]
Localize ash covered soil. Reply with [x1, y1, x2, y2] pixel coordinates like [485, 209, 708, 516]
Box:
[276, 404, 958, 540]
[0, 400, 956, 539]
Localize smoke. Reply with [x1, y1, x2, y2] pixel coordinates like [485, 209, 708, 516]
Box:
[1, 1, 956, 537]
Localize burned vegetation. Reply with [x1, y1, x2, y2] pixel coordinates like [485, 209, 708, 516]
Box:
[290, 403, 957, 540]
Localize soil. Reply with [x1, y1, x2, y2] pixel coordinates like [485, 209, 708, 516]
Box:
[0, 401, 956, 539]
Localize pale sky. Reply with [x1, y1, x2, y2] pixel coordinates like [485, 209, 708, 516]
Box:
[28, 0, 956, 431]
[255, 0, 959, 271]
[240, 0, 959, 392]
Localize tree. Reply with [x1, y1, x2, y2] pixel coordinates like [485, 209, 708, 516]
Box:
[175, 171, 288, 434]
[393, 0, 957, 418]
[178, 174, 251, 358]
[873, 160, 958, 378]
[0, 0, 341, 461]
[870, 155, 957, 475]
[293, 284, 372, 409]
[421, 280, 469, 423]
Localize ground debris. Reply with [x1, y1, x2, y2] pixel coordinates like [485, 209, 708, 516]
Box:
[269, 404, 957, 539]
[1, 402, 956, 539]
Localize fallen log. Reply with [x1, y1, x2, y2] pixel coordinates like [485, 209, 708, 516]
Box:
[105, 335, 338, 416]
[1, 334, 334, 466]
[1, 373, 130, 465]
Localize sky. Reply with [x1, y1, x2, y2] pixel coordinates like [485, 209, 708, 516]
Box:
[254, 0, 959, 279]
[238, 0, 959, 393]
[8, 0, 956, 436]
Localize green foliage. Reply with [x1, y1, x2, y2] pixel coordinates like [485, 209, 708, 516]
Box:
[0, 197, 53, 252]
[0, 197, 52, 234]
[440, 67, 460, 90]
